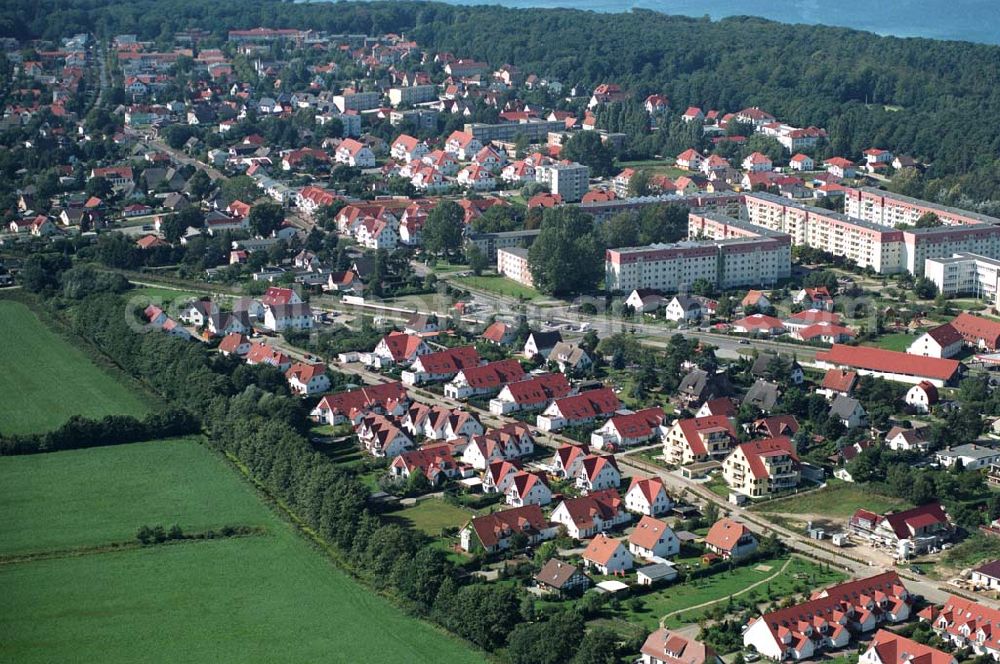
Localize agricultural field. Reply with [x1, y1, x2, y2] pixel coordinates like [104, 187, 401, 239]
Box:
[0, 438, 482, 664]
[0, 299, 154, 435]
[0, 438, 269, 555]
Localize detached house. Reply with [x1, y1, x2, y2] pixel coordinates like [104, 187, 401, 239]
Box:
[461, 422, 535, 470]
[534, 559, 590, 597]
[641, 629, 721, 664]
[483, 459, 522, 494]
[390, 134, 428, 162]
[547, 341, 592, 374]
[536, 387, 621, 432]
[582, 534, 633, 575]
[849, 502, 952, 558]
[371, 331, 431, 367]
[285, 362, 331, 396]
[625, 477, 673, 517]
[505, 471, 552, 507]
[575, 454, 622, 494]
[334, 138, 376, 168]
[523, 330, 563, 360]
[907, 323, 963, 359]
[705, 518, 758, 560]
[550, 489, 631, 540]
[444, 130, 483, 160]
[629, 515, 680, 561]
[460, 505, 557, 553]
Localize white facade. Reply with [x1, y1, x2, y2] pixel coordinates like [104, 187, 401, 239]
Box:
[497, 247, 534, 288]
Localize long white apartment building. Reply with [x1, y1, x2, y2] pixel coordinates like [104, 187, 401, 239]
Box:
[388, 85, 437, 107]
[845, 187, 1000, 228]
[924, 252, 1000, 306]
[746, 192, 1000, 275]
[605, 214, 790, 293]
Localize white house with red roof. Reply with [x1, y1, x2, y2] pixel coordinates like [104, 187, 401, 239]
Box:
[625, 477, 673, 516]
[861, 629, 956, 664]
[370, 331, 432, 367]
[483, 459, 522, 494]
[582, 534, 633, 575]
[906, 323, 963, 359]
[676, 148, 704, 171]
[662, 415, 737, 465]
[722, 437, 800, 498]
[459, 504, 557, 553]
[444, 358, 525, 400]
[334, 138, 375, 168]
[472, 145, 505, 171]
[817, 369, 858, 398]
[456, 164, 495, 190]
[501, 160, 536, 184]
[705, 518, 758, 560]
[309, 382, 409, 426]
[388, 445, 467, 486]
[824, 157, 856, 179]
[390, 134, 427, 163]
[681, 107, 704, 123]
[490, 372, 572, 415]
[444, 130, 483, 160]
[536, 387, 621, 432]
[402, 345, 481, 385]
[590, 407, 666, 450]
[628, 515, 679, 561]
[742, 152, 773, 172]
[285, 362, 330, 396]
[218, 333, 252, 357]
[792, 287, 834, 311]
[355, 218, 398, 250]
[641, 629, 721, 664]
[481, 321, 516, 346]
[402, 403, 484, 441]
[733, 313, 786, 336]
[356, 413, 413, 458]
[864, 148, 894, 165]
[462, 422, 535, 470]
[575, 454, 621, 494]
[905, 381, 939, 413]
[645, 94, 669, 114]
[742, 571, 912, 661]
[923, 595, 1000, 659]
[550, 489, 630, 540]
[550, 443, 589, 479]
[505, 471, 552, 507]
[789, 154, 814, 171]
[245, 342, 292, 371]
[849, 502, 952, 558]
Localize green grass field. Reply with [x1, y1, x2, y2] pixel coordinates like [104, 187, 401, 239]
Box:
[0, 438, 482, 663]
[870, 333, 915, 352]
[452, 274, 543, 300]
[0, 300, 153, 435]
[753, 480, 910, 521]
[129, 286, 205, 304]
[0, 438, 271, 556]
[389, 499, 474, 536]
[617, 159, 688, 179]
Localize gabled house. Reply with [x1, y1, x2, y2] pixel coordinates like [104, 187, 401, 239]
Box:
[704, 518, 758, 560]
[371, 331, 431, 367]
[662, 415, 737, 465]
[462, 422, 535, 470]
[481, 321, 516, 346]
[285, 362, 331, 396]
[402, 345, 481, 385]
[444, 359, 525, 400]
[664, 295, 702, 322]
[547, 341, 592, 374]
[723, 437, 800, 498]
[245, 342, 292, 371]
[309, 382, 409, 426]
[861, 630, 955, 664]
[505, 471, 552, 507]
[483, 459, 522, 494]
[356, 413, 413, 458]
[625, 477, 673, 517]
[550, 489, 631, 540]
[641, 629, 721, 664]
[907, 323, 963, 359]
[905, 381, 939, 413]
[218, 332, 252, 357]
[924, 595, 1000, 659]
[523, 330, 563, 360]
[849, 502, 952, 557]
[629, 515, 680, 561]
[830, 395, 867, 428]
[489, 372, 573, 415]
[591, 407, 666, 451]
[816, 368, 858, 398]
[582, 534, 633, 575]
[536, 387, 621, 432]
[575, 454, 621, 494]
[534, 559, 590, 597]
[460, 505, 557, 553]
[389, 445, 466, 486]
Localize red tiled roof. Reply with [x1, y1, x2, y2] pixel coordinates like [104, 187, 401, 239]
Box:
[627, 477, 667, 505]
[820, 368, 857, 393]
[583, 533, 625, 566]
[705, 517, 751, 552]
[503, 373, 572, 406]
[550, 388, 621, 420]
[378, 331, 427, 363]
[606, 407, 665, 439]
[733, 437, 798, 480]
[951, 312, 1000, 350]
[468, 505, 548, 548]
[881, 503, 949, 539]
[481, 321, 512, 343]
[314, 382, 408, 418]
[218, 333, 249, 354]
[629, 515, 671, 550]
[815, 344, 960, 382]
[676, 415, 736, 457]
[457, 359, 524, 389]
[412, 345, 480, 374]
[557, 489, 623, 531]
[579, 454, 620, 481]
[286, 362, 327, 384]
[924, 323, 963, 347]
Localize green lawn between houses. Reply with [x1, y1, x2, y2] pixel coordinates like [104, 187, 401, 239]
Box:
[452, 274, 544, 300]
[0, 299, 154, 435]
[0, 438, 482, 664]
[387, 499, 475, 537]
[752, 479, 910, 521]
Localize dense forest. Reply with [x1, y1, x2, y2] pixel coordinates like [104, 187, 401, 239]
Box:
[3, 0, 1000, 205]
